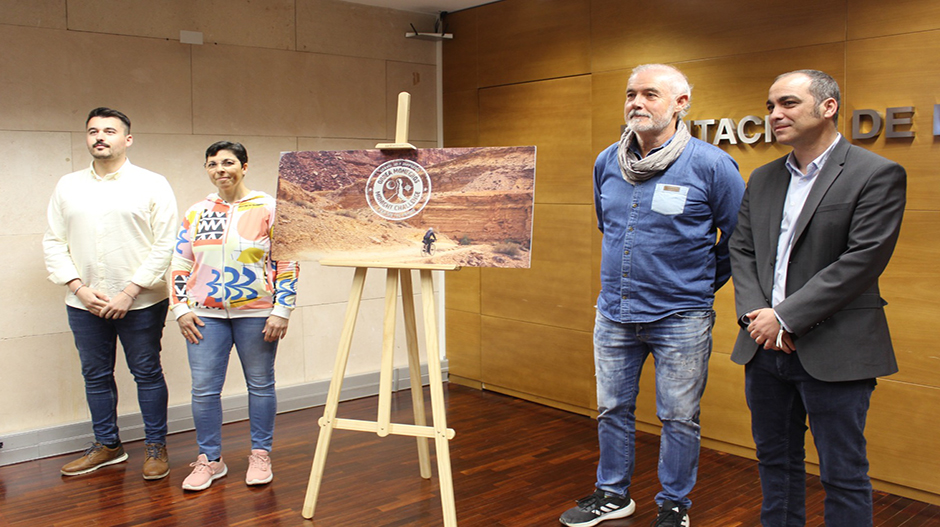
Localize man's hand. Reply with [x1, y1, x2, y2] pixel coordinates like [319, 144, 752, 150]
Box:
[99, 283, 142, 320]
[745, 308, 795, 353]
[99, 293, 133, 319]
[177, 312, 205, 344]
[262, 315, 289, 342]
[75, 287, 110, 317]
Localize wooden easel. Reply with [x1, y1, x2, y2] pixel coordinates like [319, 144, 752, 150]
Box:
[302, 93, 460, 527]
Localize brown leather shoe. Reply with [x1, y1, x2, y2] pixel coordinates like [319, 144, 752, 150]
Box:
[61, 442, 128, 476]
[142, 442, 169, 480]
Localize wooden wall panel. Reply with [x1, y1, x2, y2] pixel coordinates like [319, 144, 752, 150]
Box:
[846, 31, 940, 211]
[879, 212, 940, 388]
[866, 380, 940, 495]
[477, 0, 591, 88]
[446, 267, 481, 314]
[446, 309, 482, 381]
[591, 69, 630, 155]
[699, 354, 752, 448]
[848, 0, 940, 39]
[479, 76, 594, 204]
[442, 7, 478, 94]
[711, 286, 739, 357]
[591, 0, 846, 74]
[481, 316, 594, 410]
[442, 89, 479, 148]
[482, 204, 595, 332]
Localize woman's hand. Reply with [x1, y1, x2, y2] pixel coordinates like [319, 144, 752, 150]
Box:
[262, 315, 289, 342]
[177, 312, 205, 344]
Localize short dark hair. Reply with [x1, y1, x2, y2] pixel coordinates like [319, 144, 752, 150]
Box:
[776, 69, 841, 126]
[205, 141, 248, 166]
[86, 107, 131, 134]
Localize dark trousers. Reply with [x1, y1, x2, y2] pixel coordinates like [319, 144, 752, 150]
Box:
[745, 349, 875, 527]
[67, 300, 169, 445]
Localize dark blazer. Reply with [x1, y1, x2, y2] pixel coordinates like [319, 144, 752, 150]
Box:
[729, 137, 906, 382]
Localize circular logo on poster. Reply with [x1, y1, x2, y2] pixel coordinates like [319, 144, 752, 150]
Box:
[364, 159, 432, 221]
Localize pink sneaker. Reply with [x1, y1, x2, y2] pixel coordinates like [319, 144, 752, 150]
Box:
[246, 449, 273, 485]
[181, 454, 227, 491]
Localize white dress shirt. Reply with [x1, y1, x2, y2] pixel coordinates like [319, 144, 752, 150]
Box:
[43, 160, 178, 310]
[773, 134, 841, 330]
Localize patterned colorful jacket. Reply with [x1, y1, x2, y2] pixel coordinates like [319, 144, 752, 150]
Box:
[170, 191, 298, 320]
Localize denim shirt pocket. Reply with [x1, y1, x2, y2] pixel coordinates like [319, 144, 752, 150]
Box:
[651, 183, 689, 215]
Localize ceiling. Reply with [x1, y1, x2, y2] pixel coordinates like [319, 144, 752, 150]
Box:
[341, 0, 498, 15]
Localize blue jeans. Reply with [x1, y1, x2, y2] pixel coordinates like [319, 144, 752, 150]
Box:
[188, 316, 278, 459]
[593, 309, 714, 509]
[745, 349, 875, 527]
[67, 300, 169, 445]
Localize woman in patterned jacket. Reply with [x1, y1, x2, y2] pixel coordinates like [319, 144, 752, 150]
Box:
[171, 141, 299, 491]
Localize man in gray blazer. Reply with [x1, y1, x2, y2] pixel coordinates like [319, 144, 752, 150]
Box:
[729, 70, 906, 526]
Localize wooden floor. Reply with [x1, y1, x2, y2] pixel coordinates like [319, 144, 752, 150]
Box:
[1, 383, 938, 526]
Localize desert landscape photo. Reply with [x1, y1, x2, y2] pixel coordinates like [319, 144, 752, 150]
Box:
[272, 146, 536, 268]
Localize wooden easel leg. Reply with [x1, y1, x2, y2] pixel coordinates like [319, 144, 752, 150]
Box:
[302, 267, 368, 519]
[401, 269, 432, 479]
[420, 269, 458, 527]
[376, 269, 400, 437]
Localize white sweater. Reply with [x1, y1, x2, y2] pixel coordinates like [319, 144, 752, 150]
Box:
[43, 160, 178, 310]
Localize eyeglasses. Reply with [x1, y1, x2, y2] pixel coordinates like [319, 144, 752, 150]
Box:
[205, 159, 240, 169]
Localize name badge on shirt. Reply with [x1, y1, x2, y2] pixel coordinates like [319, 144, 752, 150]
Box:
[651, 184, 689, 215]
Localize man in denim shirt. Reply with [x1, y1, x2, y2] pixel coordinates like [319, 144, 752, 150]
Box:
[560, 64, 744, 527]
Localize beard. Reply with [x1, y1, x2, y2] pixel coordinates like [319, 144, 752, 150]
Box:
[628, 105, 676, 133]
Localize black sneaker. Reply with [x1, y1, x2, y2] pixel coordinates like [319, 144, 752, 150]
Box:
[651, 499, 689, 527]
[559, 488, 636, 527]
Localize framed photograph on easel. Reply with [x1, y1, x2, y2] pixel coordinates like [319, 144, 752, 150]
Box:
[272, 146, 536, 268]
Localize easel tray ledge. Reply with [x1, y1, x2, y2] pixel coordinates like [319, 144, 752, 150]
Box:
[319, 259, 460, 271]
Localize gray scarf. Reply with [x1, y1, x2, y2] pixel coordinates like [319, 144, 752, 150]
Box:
[617, 119, 692, 184]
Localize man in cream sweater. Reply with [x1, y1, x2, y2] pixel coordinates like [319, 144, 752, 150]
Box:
[43, 107, 178, 480]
